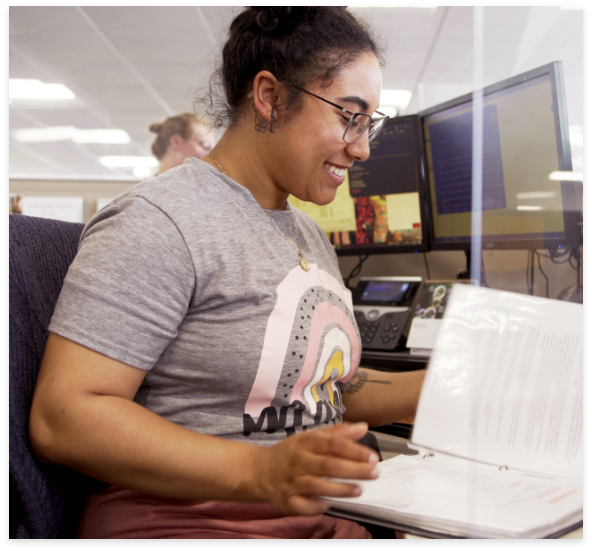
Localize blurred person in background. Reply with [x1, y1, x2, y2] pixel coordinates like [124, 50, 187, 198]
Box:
[150, 112, 215, 175]
[9, 195, 22, 214]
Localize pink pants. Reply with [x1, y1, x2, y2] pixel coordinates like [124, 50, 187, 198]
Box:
[77, 486, 372, 539]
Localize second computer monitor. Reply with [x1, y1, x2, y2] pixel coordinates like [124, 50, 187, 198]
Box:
[290, 115, 431, 256]
[420, 61, 580, 251]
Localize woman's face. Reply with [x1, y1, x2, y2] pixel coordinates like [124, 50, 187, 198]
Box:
[270, 52, 383, 206]
[178, 123, 215, 160]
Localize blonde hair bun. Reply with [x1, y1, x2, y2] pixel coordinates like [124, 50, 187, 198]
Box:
[149, 123, 164, 134]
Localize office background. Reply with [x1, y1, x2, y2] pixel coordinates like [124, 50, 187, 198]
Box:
[8, 5, 584, 298]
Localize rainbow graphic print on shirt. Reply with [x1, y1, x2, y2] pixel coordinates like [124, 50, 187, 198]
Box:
[243, 264, 360, 437]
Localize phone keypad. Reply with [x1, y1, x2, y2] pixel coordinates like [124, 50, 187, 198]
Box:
[358, 319, 380, 345]
[380, 319, 400, 344]
[354, 310, 406, 350]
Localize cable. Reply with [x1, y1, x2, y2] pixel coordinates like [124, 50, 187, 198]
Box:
[530, 251, 536, 295]
[525, 246, 582, 297]
[569, 253, 578, 272]
[480, 251, 489, 287]
[534, 247, 582, 297]
[422, 252, 431, 280]
[534, 251, 550, 298]
[344, 254, 369, 290]
[546, 248, 571, 264]
[525, 250, 530, 295]
[526, 250, 535, 295]
[569, 248, 582, 285]
[543, 247, 582, 285]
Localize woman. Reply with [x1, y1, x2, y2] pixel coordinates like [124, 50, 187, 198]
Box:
[30, 7, 425, 539]
[149, 112, 215, 175]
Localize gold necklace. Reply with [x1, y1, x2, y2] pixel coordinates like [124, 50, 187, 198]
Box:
[207, 153, 311, 272]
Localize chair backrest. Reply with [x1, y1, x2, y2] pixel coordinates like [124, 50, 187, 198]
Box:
[9, 214, 100, 538]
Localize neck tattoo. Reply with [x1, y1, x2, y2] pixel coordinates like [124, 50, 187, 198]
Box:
[207, 153, 311, 272]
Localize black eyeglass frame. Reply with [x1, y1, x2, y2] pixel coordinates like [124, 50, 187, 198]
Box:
[289, 84, 389, 144]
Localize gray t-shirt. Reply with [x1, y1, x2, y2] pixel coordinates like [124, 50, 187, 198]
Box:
[49, 158, 362, 445]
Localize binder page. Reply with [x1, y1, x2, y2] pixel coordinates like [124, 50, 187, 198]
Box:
[411, 285, 583, 479]
[326, 454, 583, 539]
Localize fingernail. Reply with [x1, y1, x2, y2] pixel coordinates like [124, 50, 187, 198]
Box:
[352, 486, 362, 497]
[370, 467, 380, 479]
[368, 453, 379, 464]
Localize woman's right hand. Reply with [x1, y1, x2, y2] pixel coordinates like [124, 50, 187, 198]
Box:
[252, 422, 379, 516]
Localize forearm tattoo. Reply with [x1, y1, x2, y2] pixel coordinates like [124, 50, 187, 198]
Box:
[346, 369, 391, 394]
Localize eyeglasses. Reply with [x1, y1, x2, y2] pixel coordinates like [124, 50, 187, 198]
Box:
[290, 84, 389, 144]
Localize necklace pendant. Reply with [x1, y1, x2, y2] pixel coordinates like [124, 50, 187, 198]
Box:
[300, 258, 311, 272]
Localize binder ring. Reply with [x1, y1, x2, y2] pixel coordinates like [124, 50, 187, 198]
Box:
[423, 453, 434, 459]
[499, 465, 509, 471]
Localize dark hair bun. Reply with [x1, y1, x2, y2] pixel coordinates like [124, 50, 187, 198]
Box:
[251, 6, 320, 34]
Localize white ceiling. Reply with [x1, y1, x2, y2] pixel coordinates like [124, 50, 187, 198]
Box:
[8, 5, 584, 180]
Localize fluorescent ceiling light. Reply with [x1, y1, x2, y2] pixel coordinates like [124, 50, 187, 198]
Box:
[100, 156, 158, 168]
[516, 192, 556, 200]
[548, 171, 583, 182]
[13, 126, 130, 144]
[380, 106, 399, 118]
[9, 79, 75, 100]
[517, 206, 543, 211]
[380, 90, 412, 112]
[560, 6, 584, 10]
[72, 129, 130, 144]
[13, 127, 72, 142]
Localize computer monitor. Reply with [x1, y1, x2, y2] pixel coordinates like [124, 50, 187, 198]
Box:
[419, 61, 581, 251]
[290, 115, 431, 256]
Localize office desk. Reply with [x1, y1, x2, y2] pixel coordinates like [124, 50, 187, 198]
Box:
[369, 430, 583, 540]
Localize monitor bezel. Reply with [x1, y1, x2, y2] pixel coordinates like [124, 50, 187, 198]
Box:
[334, 114, 432, 257]
[419, 61, 580, 252]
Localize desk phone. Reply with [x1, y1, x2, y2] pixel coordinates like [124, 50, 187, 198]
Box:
[352, 276, 422, 351]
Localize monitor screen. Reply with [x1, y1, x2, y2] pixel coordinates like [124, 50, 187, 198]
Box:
[360, 280, 409, 303]
[420, 62, 580, 251]
[290, 115, 431, 256]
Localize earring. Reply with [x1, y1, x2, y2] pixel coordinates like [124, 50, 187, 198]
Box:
[269, 110, 277, 134]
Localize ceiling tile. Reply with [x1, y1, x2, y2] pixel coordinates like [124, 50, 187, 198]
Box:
[48, 61, 140, 88]
[131, 62, 211, 89]
[13, 30, 121, 65]
[108, 32, 212, 66]
[88, 86, 163, 110]
[10, 6, 87, 31]
[8, 48, 41, 79]
[83, 6, 203, 35]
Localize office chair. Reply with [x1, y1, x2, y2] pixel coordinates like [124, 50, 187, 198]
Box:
[9, 214, 100, 538]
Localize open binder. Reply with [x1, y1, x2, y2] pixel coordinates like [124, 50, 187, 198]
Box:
[327, 285, 583, 538]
